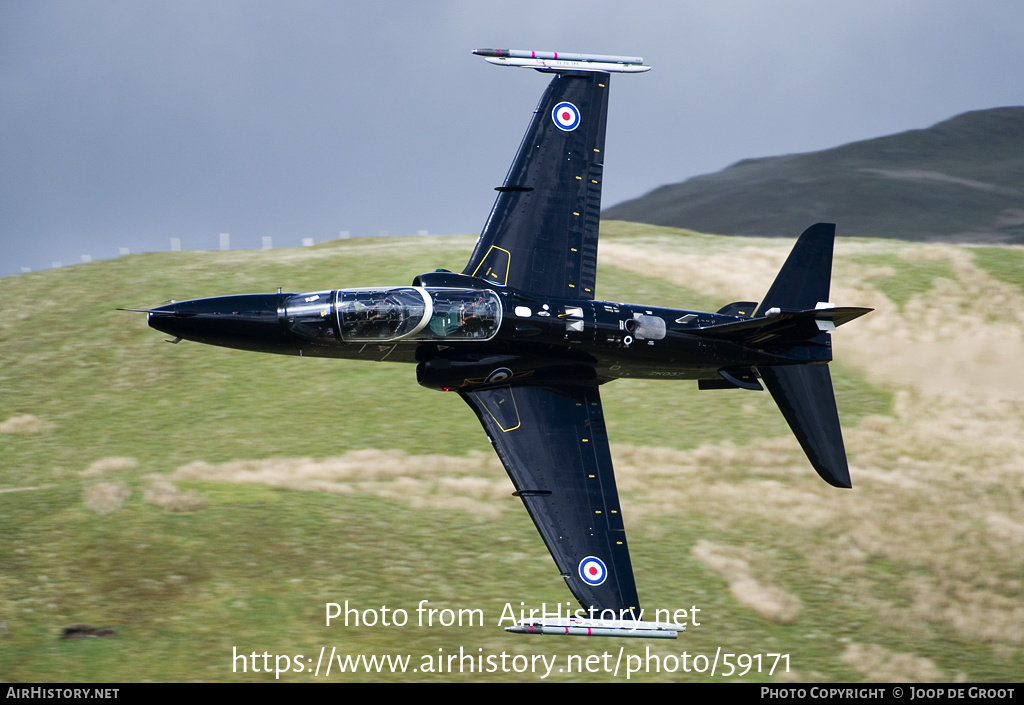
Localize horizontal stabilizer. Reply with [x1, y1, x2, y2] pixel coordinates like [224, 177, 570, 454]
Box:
[760, 364, 852, 488]
[506, 617, 680, 639]
[694, 306, 872, 344]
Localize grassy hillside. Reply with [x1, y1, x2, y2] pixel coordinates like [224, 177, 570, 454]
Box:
[1, 226, 1022, 682]
[604, 107, 1024, 244]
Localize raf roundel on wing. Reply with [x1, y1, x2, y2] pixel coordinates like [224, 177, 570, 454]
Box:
[579, 556, 608, 586]
[485, 367, 513, 384]
[552, 101, 581, 131]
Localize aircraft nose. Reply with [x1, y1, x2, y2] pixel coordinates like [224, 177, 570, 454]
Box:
[148, 294, 289, 350]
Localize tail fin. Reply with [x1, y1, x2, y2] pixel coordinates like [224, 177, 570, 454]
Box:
[755, 222, 835, 316]
[758, 223, 852, 488]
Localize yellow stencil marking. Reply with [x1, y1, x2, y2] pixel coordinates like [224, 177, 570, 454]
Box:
[470, 246, 511, 286]
[479, 386, 521, 433]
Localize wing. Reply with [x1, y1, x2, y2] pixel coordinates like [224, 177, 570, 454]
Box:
[462, 71, 610, 300]
[460, 382, 639, 613]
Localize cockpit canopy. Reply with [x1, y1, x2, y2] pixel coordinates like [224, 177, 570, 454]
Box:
[284, 287, 501, 344]
[337, 288, 428, 341]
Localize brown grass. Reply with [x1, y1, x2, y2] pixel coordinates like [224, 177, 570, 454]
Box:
[143, 480, 207, 512]
[171, 449, 512, 519]
[83, 482, 131, 514]
[841, 642, 947, 682]
[691, 540, 802, 624]
[80, 457, 139, 478]
[0, 414, 50, 434]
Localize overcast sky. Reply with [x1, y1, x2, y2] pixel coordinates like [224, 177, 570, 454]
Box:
[2, 1, 1022, 277]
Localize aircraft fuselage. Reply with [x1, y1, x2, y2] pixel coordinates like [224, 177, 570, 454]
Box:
[148, 270, 830, 391]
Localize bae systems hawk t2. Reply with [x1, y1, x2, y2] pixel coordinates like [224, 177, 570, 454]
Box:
[144, 50, 871, 639]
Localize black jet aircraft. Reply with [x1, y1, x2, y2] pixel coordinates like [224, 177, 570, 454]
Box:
[145, 49, 871, 638]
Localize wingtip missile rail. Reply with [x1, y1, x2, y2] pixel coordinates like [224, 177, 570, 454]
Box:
[506, 617, 682, 639]
[473, 48, 651, 73]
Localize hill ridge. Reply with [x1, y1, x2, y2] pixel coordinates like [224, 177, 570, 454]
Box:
[603, 106, 1024, 243]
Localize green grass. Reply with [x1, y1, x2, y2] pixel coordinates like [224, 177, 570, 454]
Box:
[850, 253, 956, 311]
[972, 246, 1024, 294]
[1, 229, 1020, 682]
